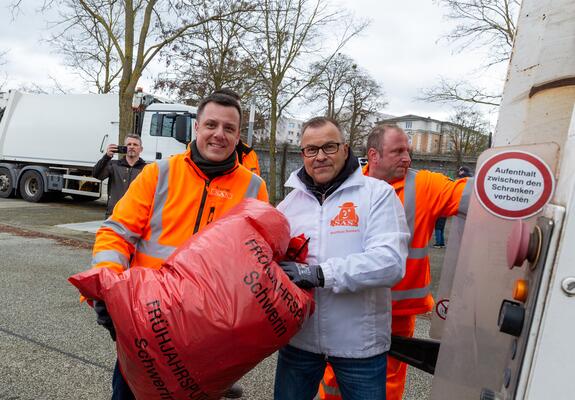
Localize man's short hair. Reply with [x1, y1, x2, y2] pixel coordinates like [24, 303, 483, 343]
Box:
[301, 116, 345, 142]
[197, 89, 242, 124]
[125, 134, 142, 145]
[458, 166, 472, 177]
[366, 124, 404, 154]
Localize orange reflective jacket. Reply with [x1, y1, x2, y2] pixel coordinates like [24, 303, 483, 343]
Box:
[385, 169, 470, 315]
[318, 168, 471, 400]
[91, 147, 268, 274]
[241, 149, 260, 176]
[237, 141, 261, 176]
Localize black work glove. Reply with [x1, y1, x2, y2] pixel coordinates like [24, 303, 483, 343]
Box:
[279, 261, 324, 289]
[94, 300, 116, 341]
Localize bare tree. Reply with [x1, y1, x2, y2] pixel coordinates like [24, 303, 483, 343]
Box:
[0, 50, 8, 91]
[421, 0, 521, 107]
[40, 0, 253, 142]
[308, 54, 386, 149]
[343, 70, 386, 149]
[445, 106, 490, 165]
[420, 77, 502, 107]
[245, 0, 365, 203]
[306, 53, 357, 120]
[441, 0, 520, 65]
[49, 0, 123, 93]
[155, 1, 260, 105]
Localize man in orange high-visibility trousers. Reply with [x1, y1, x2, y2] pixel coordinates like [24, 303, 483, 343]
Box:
[319, 124, 472, 400]
[90, 90, 268, 400]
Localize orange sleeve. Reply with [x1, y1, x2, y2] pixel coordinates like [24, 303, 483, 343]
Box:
[91, 162, 158, 273]
[362, 163, 369, 175]
[420, 171, 469, 218]
[242, 151, 261, 176]
[257, 179, 269, 203]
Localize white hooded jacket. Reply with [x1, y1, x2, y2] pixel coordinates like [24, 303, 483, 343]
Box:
[277, 166, 409, 358]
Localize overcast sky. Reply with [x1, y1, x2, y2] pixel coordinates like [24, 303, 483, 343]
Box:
[0, 0, 507, 127]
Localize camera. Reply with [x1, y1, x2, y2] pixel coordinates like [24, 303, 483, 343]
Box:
[116, 145, 128, 154]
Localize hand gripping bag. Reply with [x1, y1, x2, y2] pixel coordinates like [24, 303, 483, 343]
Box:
[69, 199, 314, 400]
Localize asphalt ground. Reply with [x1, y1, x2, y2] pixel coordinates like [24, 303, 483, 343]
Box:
[0, 197, 442, 399]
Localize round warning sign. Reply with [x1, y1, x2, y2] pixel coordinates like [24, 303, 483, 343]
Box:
[436, 299, 449, 320]
[475, 151, 554, 219]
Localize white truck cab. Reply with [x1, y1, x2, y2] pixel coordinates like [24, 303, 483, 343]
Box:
[136, 102, 195, 162]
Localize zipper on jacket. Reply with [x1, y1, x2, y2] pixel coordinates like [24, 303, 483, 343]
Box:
[317, 203, 325, 354]
[206, 206, 215, 224]
[193, 180, 210, 234]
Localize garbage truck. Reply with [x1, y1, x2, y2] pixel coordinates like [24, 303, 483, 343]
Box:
[0, 89, 195, 202]
[390, 0, 575, 399]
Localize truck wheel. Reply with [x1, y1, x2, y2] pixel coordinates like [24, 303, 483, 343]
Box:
[0, 167, 15, 198]
[19, 170, 45, 202]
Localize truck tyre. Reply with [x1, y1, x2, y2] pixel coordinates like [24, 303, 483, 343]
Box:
[0, 167, 15, 198]
[19, 170, 45, 202]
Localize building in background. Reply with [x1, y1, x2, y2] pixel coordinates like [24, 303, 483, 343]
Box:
[377, 114, 489, 156]
[253, 116, 304, 145]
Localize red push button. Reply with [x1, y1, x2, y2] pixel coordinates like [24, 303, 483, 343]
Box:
[507, 220, 530, 268]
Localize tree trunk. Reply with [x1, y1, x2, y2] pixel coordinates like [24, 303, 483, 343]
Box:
[280, 142, 288, 199]
[118, 71, 140, 143]
[269, 100, 278, 204]
[118, 85, 135, 144]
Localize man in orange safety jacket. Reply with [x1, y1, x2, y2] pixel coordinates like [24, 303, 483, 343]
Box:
[91, 90, 268, 400]
[237, 139, 261, 176]
[319, 124, 472, 400]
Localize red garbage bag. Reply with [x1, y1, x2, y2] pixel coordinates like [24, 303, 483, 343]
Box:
[69, 199, 314, 400]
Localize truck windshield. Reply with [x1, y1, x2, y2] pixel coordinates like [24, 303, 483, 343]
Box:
[150, 113, 192, 141]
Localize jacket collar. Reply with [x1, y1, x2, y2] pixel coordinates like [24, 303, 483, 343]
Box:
[390, 168, 418, 193]
[183, 143, 239, 181]
[362, 162, 407, 195]
[119, 157, 146, 167]
[286, 165, 365, 197]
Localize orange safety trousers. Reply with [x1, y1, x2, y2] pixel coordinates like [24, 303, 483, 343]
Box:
[319, 315, 416, 400]
[386, 315, 416, 400]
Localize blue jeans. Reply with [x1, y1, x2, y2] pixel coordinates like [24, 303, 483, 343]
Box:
[274, 345, 387, 400]
[434, 217, 446, 246]
[112, 360, 135, 400]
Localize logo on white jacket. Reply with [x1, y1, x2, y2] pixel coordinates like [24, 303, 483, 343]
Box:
[330, 202, 359, 227]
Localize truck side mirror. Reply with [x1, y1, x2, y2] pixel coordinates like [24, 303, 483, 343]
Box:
[175, 115, 190, 144]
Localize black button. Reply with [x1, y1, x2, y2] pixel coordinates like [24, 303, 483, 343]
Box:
[498, 300, 525, 337]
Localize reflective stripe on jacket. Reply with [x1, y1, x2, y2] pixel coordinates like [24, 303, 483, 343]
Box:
[91, 147, 268, 274]
[390, 169, 471, 315]
[319, 370, 341, 400]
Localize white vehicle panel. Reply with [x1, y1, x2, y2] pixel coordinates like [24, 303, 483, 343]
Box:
[0, 91, 118, 167]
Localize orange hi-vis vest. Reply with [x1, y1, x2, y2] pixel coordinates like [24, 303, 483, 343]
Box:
[318, 167, 472, 400]
[91, 148, 269, 274]
[390, 169, 471, 315]
[237, 141, 261, 176]
[240, 148, 261, 176]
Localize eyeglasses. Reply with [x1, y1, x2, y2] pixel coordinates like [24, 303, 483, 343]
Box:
[301, 142, 343, 157]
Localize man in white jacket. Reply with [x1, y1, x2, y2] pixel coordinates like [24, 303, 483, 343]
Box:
[274, 117, 410, 400]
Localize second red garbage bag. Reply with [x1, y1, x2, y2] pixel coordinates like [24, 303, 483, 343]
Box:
[69, 199, 315, 400]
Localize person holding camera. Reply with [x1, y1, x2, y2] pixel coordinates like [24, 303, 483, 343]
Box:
[92, 134, 146, 218]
